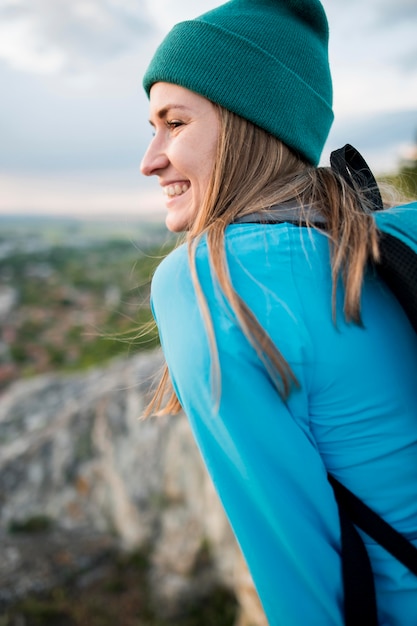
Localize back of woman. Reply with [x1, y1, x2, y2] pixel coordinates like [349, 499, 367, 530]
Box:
[140, 0, 417, 623]
[151, 217, 417, 624]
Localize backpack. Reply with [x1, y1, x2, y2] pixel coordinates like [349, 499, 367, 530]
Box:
[329, 145, 417, 625]
[238, 144, 417, 625]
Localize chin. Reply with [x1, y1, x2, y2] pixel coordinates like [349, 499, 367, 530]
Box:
[165, 206, 196, 233]
[165, 215, 189, 233]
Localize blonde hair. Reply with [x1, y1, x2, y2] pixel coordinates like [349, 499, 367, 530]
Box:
[144, 107, 381, 417]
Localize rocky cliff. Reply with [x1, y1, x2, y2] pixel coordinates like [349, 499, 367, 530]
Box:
[0, 350, 267, 625]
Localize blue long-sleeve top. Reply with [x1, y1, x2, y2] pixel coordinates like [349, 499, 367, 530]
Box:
[150, 203, 417, 625]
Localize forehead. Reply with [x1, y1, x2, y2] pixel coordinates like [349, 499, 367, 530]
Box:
[149, 82, 215, 116]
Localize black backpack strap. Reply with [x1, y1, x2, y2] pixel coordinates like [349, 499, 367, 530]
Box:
[330, 144, 384, 212]
[331, 144, 417, 333]
[329, 474, 417, 576]
[335, 499, 378, 625]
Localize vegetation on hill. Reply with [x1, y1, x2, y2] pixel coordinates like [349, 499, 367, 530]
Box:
[0, 218, 176, 389]
[379, 155, 417, 201]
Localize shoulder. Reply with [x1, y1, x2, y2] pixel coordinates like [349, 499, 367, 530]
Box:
[151, 223, 331, 306]
[150, 239, 213, 334]
[376, 201, 417, 219]
[151, 242, 190, 295]
[374, 202, 417, 251]
[223, 222, 331, 289]
[151, 223, 332, 330]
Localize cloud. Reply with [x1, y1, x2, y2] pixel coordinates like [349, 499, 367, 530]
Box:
[320, 0, 417, 121]
[0, 61, 150, 172]
[372, 2, 417, 72]
[402, 49, 417, 73]
[145, 0, 417, 33]
[376, 0, 417, 25]
[143, 0, 219, 32]
[0, 0, 154, 75]
[325, 108, 417, 173]
[328, 0, 416, 14]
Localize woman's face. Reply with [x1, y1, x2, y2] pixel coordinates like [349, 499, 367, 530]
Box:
[141, 82, 219, 232]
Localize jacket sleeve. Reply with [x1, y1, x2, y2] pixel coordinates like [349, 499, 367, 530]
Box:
[150, 242, 344, 626]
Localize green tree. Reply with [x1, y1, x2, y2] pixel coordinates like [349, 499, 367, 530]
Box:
[379, 136, 417, 200]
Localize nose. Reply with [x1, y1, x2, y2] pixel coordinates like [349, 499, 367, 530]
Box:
[140, 136, 169, 177]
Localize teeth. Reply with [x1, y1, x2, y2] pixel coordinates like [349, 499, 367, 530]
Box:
[164, 183, 189, 197]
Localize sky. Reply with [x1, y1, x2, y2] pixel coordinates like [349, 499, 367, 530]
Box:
[0, 0, 416, 218]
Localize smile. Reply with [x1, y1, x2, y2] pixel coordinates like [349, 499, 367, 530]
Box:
[163, 183, 190, 197]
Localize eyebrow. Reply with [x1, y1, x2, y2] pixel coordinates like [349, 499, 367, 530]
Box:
[149, 104, 191, 126]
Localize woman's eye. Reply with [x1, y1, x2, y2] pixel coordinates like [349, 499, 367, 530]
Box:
[166, 120, 183, 130]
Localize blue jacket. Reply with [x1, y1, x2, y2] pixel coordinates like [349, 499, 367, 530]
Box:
[151, 202, 417, 625]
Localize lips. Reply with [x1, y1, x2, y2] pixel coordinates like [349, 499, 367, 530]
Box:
[163, 182, 190, 197]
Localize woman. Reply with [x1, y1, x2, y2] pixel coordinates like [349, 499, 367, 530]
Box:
[140, 0, 417, 624]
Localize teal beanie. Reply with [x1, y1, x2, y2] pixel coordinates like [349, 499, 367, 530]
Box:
[143, 0, 333, 166]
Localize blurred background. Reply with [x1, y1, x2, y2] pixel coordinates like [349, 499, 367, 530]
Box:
[0, 1, 416, 625]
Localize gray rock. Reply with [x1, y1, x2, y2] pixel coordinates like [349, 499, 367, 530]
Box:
[0, 350, 267, 625]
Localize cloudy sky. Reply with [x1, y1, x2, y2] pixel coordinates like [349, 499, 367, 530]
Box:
[0, 0, 416, 218]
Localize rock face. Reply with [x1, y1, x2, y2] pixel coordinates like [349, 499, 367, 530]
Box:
[0, 350, 267, 625]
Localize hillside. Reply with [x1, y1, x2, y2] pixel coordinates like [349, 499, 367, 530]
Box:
[0, 217, 176, 390]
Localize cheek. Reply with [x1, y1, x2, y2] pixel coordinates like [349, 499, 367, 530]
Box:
[184, 152, 213, 188]
[177, 126, 218, 189]
[199, 141, 218, 186]
[204, 130, 219, 183]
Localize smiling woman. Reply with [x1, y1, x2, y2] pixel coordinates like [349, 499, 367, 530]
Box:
[140, 1, 417, 625]
[141, 83, 219, 232]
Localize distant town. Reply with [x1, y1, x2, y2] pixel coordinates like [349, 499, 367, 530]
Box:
[0, 216, 175, 391]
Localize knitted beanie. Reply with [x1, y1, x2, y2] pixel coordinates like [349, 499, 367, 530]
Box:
[143, 0, 333, 166]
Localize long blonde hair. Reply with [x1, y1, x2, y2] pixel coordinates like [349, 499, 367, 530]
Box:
[144, 107, 380, 417]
